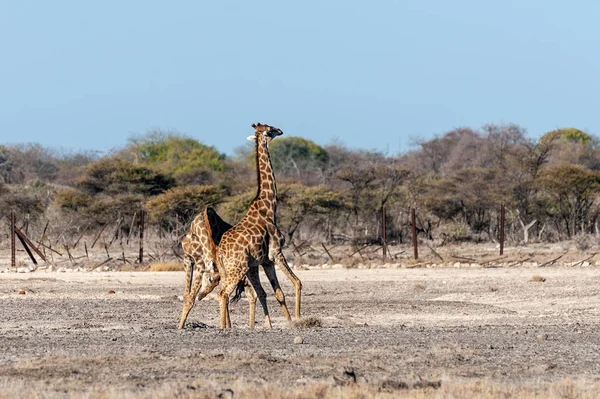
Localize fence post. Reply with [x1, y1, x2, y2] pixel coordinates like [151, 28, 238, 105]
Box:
[138, 210, 145, 264]
[382, 205, 387, 263]
[500, 203, 505, 255]
[411, 206, 418, 260]
[11, 211, 15, 268]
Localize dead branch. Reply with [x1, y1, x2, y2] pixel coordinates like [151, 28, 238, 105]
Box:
[571, 253, 596, 267]
[426, 243, 444, 262]
[88, 257, 113, 272]
[539, 251, 569, 267]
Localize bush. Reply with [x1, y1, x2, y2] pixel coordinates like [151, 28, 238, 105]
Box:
[145, 185, 227, 227]
[54, 188, 92, 211]
[0, 180, 52, 221]
[438, 221, 472, 244]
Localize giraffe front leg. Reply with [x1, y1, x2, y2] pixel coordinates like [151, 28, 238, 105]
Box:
[273, 251, 302, 319]
[179, 268, 220, 329]
[268, 224, 302, 319]
[179, 254, 198, 329]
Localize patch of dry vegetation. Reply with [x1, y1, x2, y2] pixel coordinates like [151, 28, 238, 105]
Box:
[1, 377, 598, 399]
[149, 262, 184, 272]
[292, 316, 323, 328]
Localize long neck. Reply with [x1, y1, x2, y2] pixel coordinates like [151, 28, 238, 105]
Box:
[254, 136, 277, 217]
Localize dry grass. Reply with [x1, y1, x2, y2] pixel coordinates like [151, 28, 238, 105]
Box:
[530, 275, 547, 282]
[341, 256, 361, 269]
[1, 377, 598, 399]
[414, 283, 426, 291]
[149, 262, 184, 272]
[292, 316, 323, 328]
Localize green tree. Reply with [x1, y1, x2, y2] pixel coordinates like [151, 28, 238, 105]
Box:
[145, 185, 227, 227]
[277, 184, 347, 243]
[266, 137, 329, 179]
[537, 164, 600, 238]
[128, 131, 226, 184]
[78, 157, 175, 196]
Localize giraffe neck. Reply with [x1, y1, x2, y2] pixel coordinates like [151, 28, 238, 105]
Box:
[254, 136, 277, 218]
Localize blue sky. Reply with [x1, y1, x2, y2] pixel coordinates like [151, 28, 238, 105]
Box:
[1, 1, 598, 155]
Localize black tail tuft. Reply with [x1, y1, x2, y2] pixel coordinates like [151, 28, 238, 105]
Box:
[230, 280, 246, 304]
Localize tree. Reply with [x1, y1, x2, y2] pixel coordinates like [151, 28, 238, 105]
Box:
[126, 131, 226, 185]
[145, 185, 227, 227]
[264, 137, 329, 182]
[78, 157, 175, 196]
[277, 184, 346, 243]
[537, 164, 600, 238]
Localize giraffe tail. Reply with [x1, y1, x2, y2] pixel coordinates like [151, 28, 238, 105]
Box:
[230, 280, 246, 304]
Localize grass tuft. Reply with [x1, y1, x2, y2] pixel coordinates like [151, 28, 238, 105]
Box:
[292, 316, 323, 328]
[150, 262, 184, 272]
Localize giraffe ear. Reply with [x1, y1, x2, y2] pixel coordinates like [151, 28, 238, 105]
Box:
[247, 135, 256, 141]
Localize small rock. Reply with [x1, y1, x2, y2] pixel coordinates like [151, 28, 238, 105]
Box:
[537, 333, 549, 341]
[16, 267, 29, 273]
[294, 336, 303, 344]
[18, 290, 26, 295]
[514, 329, 528, 335]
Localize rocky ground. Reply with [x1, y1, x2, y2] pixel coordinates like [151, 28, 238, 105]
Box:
[1, 264, 600, 398]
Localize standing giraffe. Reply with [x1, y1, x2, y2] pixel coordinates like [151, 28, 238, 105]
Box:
[178, 123, 301, 328]
[215, 123, 302, 328]
[178, 207, 291, 329]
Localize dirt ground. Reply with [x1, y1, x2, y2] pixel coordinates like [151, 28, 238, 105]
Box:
[1, 264, 600, 398]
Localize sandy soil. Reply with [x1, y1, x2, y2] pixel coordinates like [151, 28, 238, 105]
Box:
[1, 266, 600, 398]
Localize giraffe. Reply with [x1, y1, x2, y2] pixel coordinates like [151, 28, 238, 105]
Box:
[178, 207, 229, 329]
[178, 206, 290, 329]
[215, 123, 302, 328]
[178, 123, 301, 328]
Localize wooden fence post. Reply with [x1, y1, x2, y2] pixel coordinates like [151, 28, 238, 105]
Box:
[382, 205, 387, 263]
[411, 206, 418, 260]
[138, 210, 145, 264]
[11, 211, 15, 268]
[500, 203, 505, 255]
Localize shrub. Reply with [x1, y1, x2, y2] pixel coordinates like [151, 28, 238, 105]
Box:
[54, 188, 92, 211]
[438, 221, 472, 244]
[145, 185, 227, 227]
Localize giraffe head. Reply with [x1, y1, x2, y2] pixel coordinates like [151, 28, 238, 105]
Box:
[247, 123, 283, 143]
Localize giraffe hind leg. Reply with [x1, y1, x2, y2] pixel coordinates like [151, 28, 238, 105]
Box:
[246, 266, 272, 328]
[261, 260, 292, 321]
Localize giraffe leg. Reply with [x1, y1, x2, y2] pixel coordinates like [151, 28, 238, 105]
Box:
[218, 278, 240, 329]
[261, 260, 292, 321]
[183, 253, 194, 297]
[179, 269, 220, 329]
[272, 251, 302, 319]
[246, 266, 272, 328]
[243, 281, 257, 329]
[179, 254, 199, 329]
[267, 223, 302, 319]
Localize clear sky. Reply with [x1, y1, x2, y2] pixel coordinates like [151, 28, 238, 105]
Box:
[1, 1, 598, 155]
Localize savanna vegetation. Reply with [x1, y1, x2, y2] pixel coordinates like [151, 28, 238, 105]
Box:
[1, 124, 600, 249]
